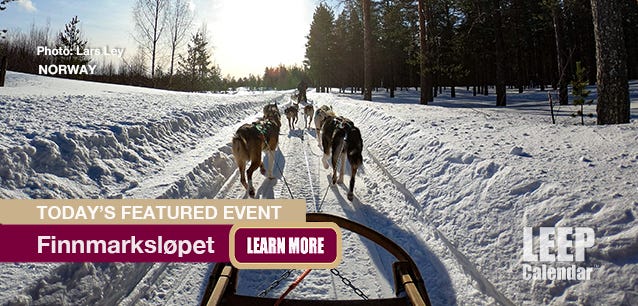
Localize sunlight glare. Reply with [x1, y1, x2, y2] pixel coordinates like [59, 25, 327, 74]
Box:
[203, 0, 312, 77]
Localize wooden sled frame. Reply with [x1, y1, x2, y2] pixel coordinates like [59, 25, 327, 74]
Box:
[200, 213, 432, 306]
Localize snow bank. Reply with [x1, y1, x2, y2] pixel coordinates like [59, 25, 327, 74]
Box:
[325, 86, 638, 305]
[0, 72, 286, 304]
[0, 72, 284, 199]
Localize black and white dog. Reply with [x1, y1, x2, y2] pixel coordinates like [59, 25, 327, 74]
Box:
[314, 105, 335, 149]
[321, 116, 363, 201]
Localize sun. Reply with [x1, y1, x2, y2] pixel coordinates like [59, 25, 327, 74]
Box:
[203, 0, 313, 77]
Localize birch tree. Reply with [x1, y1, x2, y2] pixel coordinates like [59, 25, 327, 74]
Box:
[166, 0, 192, 81]
[133, 0, 169, 80]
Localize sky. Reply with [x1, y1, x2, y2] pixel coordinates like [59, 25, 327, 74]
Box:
[0, 0, 323, 78]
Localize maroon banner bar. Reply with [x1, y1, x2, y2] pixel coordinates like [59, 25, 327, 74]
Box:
[0, 224, 232, 262]
[234, 227, 338, 264]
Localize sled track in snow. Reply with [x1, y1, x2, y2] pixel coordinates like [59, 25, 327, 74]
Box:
[119, 262, 199, 305]
[192, 111, 440, 302]
[123, 100, 515, 304]
[208, 113, 392, 300]
[121, 160, 252, 305]
[117, 100, 388, 304]
[296, 129, 392, 299]
[364, 147, 515, 306]
[118, 96, 293, 305]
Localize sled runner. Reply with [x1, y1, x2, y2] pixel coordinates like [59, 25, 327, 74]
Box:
[200, 213, 432, 306]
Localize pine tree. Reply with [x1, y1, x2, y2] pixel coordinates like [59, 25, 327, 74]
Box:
[178, 29, 220, 91]
[417, 0, 431, 104]
[329, 1, 364, 93]
[544, 0, 569, 105]
[571, 61, 592, 125]
[345, 2, 364, 93]
[334, 9, 350, 92]
[363, 0, 373, 100]
[305, 3, 335, 93]
[493, 0, 507, 106]
[1, 0, 18, 86]
[378, 0, 414, 98]
[56, 16, 90, 66]
[0, 0, 16, 10]
[590, 0, 630, 124]
[432, 0, 465, 98]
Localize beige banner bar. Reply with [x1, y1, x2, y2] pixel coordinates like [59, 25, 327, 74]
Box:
[0, 199, 306, 225]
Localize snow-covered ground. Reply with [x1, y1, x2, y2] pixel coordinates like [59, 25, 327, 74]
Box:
[1, 71, 637, 305]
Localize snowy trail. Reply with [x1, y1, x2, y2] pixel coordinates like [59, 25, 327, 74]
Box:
[169, 102, 492, 304]
[228, 124, 392, 301]
[3, 73, 637, 305]
[121, 100, 509, 305]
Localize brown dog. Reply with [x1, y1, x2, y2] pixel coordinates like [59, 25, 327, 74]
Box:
[262, 103, 281, 126]
[320, 116, 363, 201]
[232, 109, 281, 198]
[303, 104, 314, 129]
[284, 103, 299, 130]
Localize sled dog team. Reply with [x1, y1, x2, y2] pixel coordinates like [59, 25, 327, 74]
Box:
[232, 102, 363, 201]
[284, 102, 315, 130]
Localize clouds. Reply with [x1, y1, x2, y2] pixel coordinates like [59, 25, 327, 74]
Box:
[16, 0, 36, 12]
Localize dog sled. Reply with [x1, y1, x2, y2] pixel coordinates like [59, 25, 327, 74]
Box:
[200, 213, 432, 306]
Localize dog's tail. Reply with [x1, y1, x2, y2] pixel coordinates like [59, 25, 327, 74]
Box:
[232, 133, 249, 161]
[346, 126, 363, 167]
[345, 126, 363, 201]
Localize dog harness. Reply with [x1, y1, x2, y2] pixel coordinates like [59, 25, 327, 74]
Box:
[253, 121, 276, 149]
[331, 117, 354, 142]
[254, 121, 271, 137]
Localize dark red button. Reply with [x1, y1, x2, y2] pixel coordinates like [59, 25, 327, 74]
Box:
[234, 227, 338, 264]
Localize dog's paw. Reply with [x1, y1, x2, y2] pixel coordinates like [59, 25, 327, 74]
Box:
[322, 157, 330, 169]
[332, 177, 337, 185]
[337, 176, 344, 184]
[347, 192, 354, 201]
[248, 187, 256, 198]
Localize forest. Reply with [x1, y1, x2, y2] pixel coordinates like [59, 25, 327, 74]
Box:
[304, 0, 637, 123]
[305, 1, 637, 97]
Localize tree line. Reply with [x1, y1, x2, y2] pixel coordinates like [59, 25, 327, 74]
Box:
[1, 0, 635, 123]
[304, 0, 638, 124]
[0, 0, 252, 92]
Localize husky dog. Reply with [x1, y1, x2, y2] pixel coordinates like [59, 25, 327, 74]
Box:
[263, 103, 279, 113]
[314, 105, 336, 148]
[284, 103, 299, 130]
[263, 103, 280, 117]
[321, 116, 363, 201]
[262, 103, 281, 127]
[303, 104, 314, 129]
[232, 110, 281, 198]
